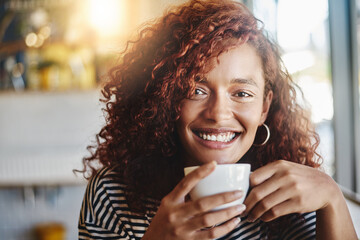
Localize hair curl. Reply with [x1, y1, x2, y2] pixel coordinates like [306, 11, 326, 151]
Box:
[80, 0, 321, 237]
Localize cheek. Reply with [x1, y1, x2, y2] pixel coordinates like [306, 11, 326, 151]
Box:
[176, 105, 194, 137]
[177, 108, 190, 129]
[233, 104, 263, 128]
[177, 101, 201, 127]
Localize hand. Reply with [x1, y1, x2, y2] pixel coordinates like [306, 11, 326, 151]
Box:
[142, 161, 246, 240]
[243, 160, 339, 222]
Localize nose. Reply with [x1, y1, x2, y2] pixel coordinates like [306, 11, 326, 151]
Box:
[203, 92, 233, 122]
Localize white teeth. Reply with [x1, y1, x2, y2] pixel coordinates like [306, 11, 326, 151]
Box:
[198, 132, 236, 142]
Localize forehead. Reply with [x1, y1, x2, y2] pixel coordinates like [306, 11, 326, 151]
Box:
[203, 43, 264, 85]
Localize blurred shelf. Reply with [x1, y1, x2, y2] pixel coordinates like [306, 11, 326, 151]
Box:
[0, 89, 104, 186]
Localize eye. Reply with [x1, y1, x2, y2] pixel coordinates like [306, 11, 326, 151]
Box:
[195, 88, 206, 95]
[189, 87, 207, 100]
[235, 91, 252, 98]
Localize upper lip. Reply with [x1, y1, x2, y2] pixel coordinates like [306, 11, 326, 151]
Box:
[192, 127, 241, 134]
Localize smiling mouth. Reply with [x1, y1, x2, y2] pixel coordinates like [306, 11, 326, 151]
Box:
[193, 131, 239, 143]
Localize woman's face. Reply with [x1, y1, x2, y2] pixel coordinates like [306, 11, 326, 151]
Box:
[177, 43, 273, 166]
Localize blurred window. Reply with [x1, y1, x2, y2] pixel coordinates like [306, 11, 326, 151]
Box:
[355, 0, 360, 194]
[251, 0, 335, 175]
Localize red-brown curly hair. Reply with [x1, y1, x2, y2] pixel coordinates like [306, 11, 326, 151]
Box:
[80, 0, 321, 236]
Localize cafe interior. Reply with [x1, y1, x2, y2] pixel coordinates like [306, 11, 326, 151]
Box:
[0, 0, 359, 239]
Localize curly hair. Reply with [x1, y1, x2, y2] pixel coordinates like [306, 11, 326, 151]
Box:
[80, 0, 321, 234]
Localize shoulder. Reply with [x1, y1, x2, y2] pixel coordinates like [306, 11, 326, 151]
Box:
[83, 167, 127, 207]
[79, 167, 127, 223]
[90, 167, 126, 194]
[80, 167, 158, 219]
[79, 167, 156, 239]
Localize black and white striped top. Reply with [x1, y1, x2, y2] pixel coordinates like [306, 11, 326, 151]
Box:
[79, 167, 316, 239]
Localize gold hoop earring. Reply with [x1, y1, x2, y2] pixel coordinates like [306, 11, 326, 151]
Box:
[253, 123, 270, 147]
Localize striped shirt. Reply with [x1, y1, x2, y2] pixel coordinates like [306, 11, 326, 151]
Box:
[79, 167, 316, 239]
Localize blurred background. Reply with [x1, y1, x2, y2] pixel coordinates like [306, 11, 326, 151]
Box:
[0, 0, 359, 239]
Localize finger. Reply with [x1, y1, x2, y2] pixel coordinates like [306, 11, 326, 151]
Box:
[179, 190, 244, 218]
[244, 172, 284, 214]
[259, 199, 299, 222]
[184, 204, 245, 231]
[250, 160, 288, 187]
[170, 161, 217, 202]
[246, 186, 294, 222]
[194, 217, 241, 240]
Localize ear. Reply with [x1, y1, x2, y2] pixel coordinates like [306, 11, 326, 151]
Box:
[260, 90, 273, 124]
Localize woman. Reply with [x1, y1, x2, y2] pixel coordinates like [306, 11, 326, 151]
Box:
[78, 0, 357, 239]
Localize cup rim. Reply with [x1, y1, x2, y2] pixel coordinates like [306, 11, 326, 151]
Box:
[184, 163, 251, 175]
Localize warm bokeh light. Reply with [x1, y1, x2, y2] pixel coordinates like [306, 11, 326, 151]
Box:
[25, 32, 45, 48]
[25, 32, 37, 47]
[33, 34, 44, 48]
[89, 0, 126, 37]
[39, 25, 51, 39]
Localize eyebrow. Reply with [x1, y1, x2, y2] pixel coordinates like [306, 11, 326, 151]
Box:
[197, 77, 259, 87]
[231, 78, 258, 87]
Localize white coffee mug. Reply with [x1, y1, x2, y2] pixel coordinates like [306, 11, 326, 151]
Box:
[184, 164, 250, 211]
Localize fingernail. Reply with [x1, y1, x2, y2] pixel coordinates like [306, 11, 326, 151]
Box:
[236, 204, 246, 213]
[233, 217, 241, 224]
[207, 161, 217, 168]
[247, 217, 256, 223]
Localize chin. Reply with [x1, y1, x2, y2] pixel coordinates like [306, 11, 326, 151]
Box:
[215, 158, 240, 165]
[195, 153, 241, 165]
